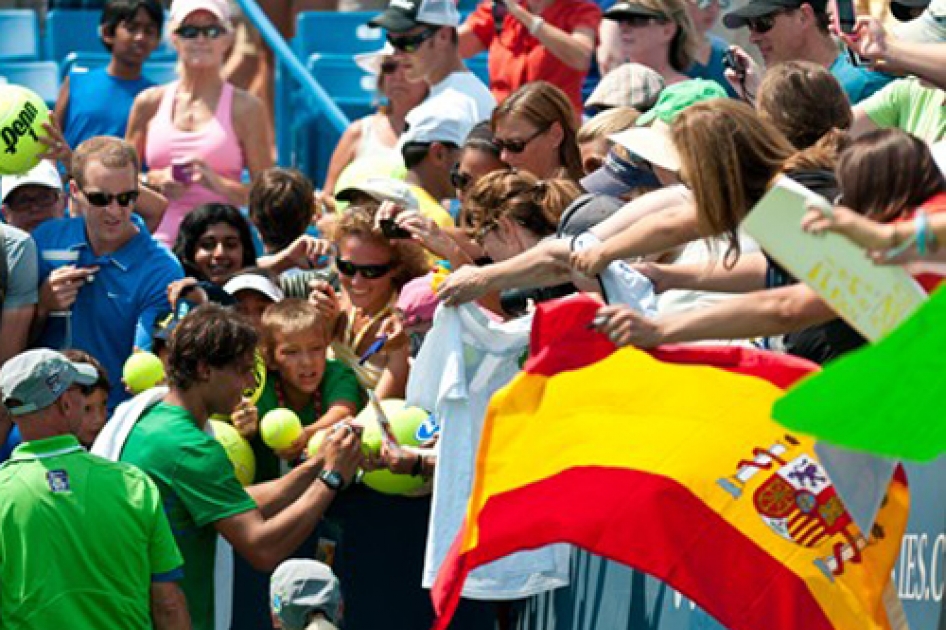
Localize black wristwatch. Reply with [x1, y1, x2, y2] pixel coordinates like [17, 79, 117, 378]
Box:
[318, 469, 345, 492]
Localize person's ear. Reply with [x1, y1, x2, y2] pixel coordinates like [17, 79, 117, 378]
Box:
[547, 121, 565, 150]
[99, 24, 114, 47]
[196, 361, 212, 382]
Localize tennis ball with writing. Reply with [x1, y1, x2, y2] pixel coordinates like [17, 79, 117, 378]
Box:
[0, 85, 51, 176]
[260, 408, 303, 451]
[122, 351, 165, 394]
[210, 420, 256, 486]
[355, 399, 434, 496]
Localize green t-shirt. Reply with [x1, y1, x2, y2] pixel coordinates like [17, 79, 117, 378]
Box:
[121, 403, 257, 630]
[861, 77, 946, 143]
[251, 359, 363, 482]
[0, 434, 182, 630]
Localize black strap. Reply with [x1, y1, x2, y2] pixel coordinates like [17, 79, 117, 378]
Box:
[0, 225, 8, 311]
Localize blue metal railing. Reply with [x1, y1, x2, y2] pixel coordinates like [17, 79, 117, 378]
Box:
[231, 0, 351, 180]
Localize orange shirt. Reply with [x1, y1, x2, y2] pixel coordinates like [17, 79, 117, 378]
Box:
[466, 0, 602, 113]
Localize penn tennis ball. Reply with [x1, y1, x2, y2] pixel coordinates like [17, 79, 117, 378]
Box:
[122, 351, 165, 394]
[0, 85, 51, 176]
[260, 408, 303, 451]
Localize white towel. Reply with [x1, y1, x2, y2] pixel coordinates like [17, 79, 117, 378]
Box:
[92, 388, 234, 630]
[410, 303, 571, 600]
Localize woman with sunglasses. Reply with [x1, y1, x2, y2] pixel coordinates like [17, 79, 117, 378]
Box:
[602, 0, 699, 86]
[458, 0, 602, 114]
[491, 81, 584, 181]
[320, 44, 430, 210]
[126, 0, 274, 247]
[310, 206, 428, 399]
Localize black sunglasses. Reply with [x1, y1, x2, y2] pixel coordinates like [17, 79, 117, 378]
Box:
[745, 10, 787, 33]
[387, 27, 438, 53]
[175, 24, 227, 39]
[336, 259, 393, 279]
[616, 15, 665, 27]
[81, 188, 139, 208]
[450, 164, 473, 191]
[380, 59, 400, 74]
[494, 125, 550, 154]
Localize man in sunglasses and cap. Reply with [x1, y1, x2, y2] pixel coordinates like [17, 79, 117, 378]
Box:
[721, 0, 891, 103]
[30, 136, 183, 411]
[0, 349, 190, 630]
[368, 0, 495, 128]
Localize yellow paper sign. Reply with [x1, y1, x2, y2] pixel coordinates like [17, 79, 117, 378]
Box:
[741, 177, 927, 341]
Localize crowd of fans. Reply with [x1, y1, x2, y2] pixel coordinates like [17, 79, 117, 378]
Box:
[2, 0, 946, 627]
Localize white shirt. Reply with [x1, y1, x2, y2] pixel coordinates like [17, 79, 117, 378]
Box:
[428, 71, 496, 126]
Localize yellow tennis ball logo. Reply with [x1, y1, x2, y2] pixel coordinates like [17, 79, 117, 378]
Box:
[0, 85, 50, 176]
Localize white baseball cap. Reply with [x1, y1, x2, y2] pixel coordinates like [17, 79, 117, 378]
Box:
[1, 160, 63, 204]
[223, 273, 284, 303]
[400, 100, 473, 148]
[354, 42, 396, 76]
[169, 0, 231, 25]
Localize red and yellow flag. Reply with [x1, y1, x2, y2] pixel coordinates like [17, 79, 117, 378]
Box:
[431, 296, 908, 630]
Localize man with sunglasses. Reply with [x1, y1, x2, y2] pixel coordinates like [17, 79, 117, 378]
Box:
[369, 0, 495, 129]
[30, 136, 183, 411]
[722, 0, 892, 103]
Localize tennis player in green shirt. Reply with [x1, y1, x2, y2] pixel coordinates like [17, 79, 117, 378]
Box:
[0, 349, 189, 630]
[119, 304, 363, 630]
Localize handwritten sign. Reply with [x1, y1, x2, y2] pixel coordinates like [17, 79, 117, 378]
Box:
[741, 176, 927, 341]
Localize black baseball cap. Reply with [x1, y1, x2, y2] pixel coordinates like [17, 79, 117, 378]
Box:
[368, 0, 460, 33]
[603, 1, 669, 21]
[723, 0, 827, 28]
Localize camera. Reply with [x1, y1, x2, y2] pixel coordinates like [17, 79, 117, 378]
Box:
[380, 218, 412, 240]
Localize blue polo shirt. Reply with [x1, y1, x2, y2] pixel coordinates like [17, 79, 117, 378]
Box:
[830, 53, 894, 105]
[32, 217, 183, 410]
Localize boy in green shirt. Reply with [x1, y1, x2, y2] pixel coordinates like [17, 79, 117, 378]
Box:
[119, 304, 363, 630]
[249, 298, 363, 482]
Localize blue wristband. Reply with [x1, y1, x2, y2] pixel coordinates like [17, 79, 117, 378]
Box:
[916, 210, 929, 257]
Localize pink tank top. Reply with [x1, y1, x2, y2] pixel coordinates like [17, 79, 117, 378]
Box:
[145, 81, 244, 246]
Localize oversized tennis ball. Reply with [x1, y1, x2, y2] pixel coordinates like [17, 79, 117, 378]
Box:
[354, 399, 435, 496]
[260, 408, 303, 450]
[210, 420, 256, 486]
[122, 351, 165, 394]
[0, 85, 51, 176]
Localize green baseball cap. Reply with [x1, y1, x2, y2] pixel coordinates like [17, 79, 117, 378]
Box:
[635, 79, 729, 127]
[0, 349, 98, 416]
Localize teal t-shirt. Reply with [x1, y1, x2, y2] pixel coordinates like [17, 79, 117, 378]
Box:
[252, 360, 363, 482]
[121, 403, 257, 630]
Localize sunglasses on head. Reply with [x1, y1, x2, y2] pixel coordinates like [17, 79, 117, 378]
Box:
[336, 259, 393, 279]
[494, 125, 550, 154]
[692, 0, 731, 9]
[81, 188, 139, 208]
[617, 14, 665, 27]
[175, 24, 227, 39]
[386, 27, 439, 53]
[450, 164, 473, 191]
[380, 59, 400, 74]
[745, 10, 786, 33]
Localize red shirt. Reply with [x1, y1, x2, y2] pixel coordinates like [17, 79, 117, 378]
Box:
[466, 0, 602, 113]
[902, 191, 946, 293]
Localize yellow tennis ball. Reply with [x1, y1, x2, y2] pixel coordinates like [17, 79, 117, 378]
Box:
[260, 408, 303, 451]
[210, 420, 256, 486]
[122, 351, 165, 394]
[306, 429, 327, 459]
[0, 85, 51, 176]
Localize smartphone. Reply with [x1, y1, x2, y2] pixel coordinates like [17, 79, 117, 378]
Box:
[171, 159, 192, 185]
[845, 45, 870, 67]
[492, 0, 508, 34]
[834, 0, 856, 34]
[380, 218, 412, 240]
[722, 49, 746, 79]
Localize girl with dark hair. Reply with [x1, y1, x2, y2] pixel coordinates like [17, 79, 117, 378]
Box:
[802, 129, 946, 273]
[173, 203, 257, 286]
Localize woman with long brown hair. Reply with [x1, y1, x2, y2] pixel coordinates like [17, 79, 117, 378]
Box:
[490, 81, 584, 181]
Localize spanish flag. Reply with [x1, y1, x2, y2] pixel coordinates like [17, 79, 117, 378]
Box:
[431, 296, 908, 630]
